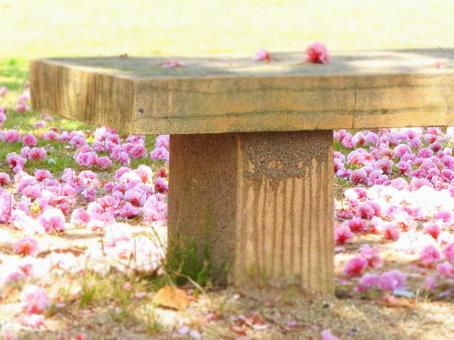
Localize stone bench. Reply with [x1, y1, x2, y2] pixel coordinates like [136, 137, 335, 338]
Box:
[30, 49, 454, 294]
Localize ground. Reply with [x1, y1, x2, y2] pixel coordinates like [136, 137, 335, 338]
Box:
[1, 1, 454, 339]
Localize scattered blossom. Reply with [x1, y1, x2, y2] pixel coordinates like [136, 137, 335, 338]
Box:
[306, 42, 330, 64]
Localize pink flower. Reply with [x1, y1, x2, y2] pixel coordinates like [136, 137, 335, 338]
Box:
[254, 48, 272, 62]
[19, 314, 45, 328]
[117, 151, 130, 165]
[417, 147, 433, 158]
[20, 285, 51, 314]
[434, 210, 453, 224]
[0, 110, 6, 127]
[135, 165, 153, 183]
[13, 237, 40, 256]
[321, 329, 340, 340]
[6, 153, 26, 172]
[96, 156, 112, 169]
[119, 202, 141, 218]
[442, 243, 454, 263]
[423, 222, 441, 240]
[349, 169, 367, 185]
[155, 134, 170, 148]
[437, 262, 454, 278]
[306, 42, 330, 64]
[22, 133, 38, 147]
[28, 147, 47, 161]
[124, 188, 147, 207]
[336, 209, 353, 220]
[357, 273, 380, 292]
[335, 225, 353, 245]
[0, 86, 8, 97]
[150, 146, 169, 161]
[71, 208, 90, 226]
[419, 245, 441, 266]
[77, 170, 98, 188]
[75, 151, 97, 167]
[20, 146, 30, 158]
[382, 224, 399, 241]
[69, 134, 86, 148]
[423, 276, 438, 290]
[157, 167, 167, 178]
[367, 201, 382, 217]
[19, 90, 30, 102]
[4, 129, 21, 143]
[22, 185, 41, 200]
[16, 101, 29, 113]
[81, 187, 97, 202]
[143, 194, 167, 224]
[346, 217, 367, 233]
[0, 172, 11, 186]
[33, 120, 46, 129]
[436, 61, 446, 69]
[154, 177, 168, 193]
[356, 203, 375, 219]
[34, 169, 53, 182]
[344, 256, 367, 277]
[114, 166, 131, 181]
[352, 131, 368, 147]
[374, 159, 393, 174]
[162, 60, 184, 68]
[42, 130, 59, 141]
[393, 144, 412, 157]
[359, 245, 382, 268]
[2, 327, 17, 340]
[39, 207, 65, 232]
[129, 144, 146, 159]
[378, 270, 406, 291]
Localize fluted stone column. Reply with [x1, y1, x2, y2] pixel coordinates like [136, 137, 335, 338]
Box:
[168, 131, 334, 294]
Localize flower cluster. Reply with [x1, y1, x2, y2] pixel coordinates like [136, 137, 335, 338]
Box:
[335, 127, 454, 294]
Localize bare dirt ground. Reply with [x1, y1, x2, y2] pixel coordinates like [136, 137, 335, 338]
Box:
[1, 222, 452, 340]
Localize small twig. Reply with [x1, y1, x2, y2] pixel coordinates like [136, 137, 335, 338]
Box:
[166, 269, 207, 296]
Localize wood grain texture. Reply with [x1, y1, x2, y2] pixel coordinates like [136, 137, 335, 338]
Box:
[30, 60, 136, 132]
[30, 49, 454, 134]
[234, 131, 334, 293]
[169, 131, 334, 294]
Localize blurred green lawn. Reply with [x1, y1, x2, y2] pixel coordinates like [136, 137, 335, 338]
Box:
[3, 0, 454, 58]
[2, 0, 454, 74]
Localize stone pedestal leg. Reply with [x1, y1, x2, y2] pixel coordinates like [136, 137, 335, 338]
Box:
[168, 131, 334, 294]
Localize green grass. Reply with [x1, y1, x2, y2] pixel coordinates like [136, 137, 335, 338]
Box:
[0, 108, 160, 174]
[165, 237, 211, 287]
[0, 58, 27, 91]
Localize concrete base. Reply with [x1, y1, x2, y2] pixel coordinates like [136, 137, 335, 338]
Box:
[168, 131, 334, 294]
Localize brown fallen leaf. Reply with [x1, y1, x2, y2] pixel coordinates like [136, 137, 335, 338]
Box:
[152, 285, 191, 311]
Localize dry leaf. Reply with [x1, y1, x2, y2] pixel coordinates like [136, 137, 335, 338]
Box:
[152, 285, 191, 310]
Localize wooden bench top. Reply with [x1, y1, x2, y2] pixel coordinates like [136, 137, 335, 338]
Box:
[30, 49, 454, 134]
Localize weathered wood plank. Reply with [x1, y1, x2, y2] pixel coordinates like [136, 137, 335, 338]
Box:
[30, 49, 454, 134]
[30, 60, 137, 132]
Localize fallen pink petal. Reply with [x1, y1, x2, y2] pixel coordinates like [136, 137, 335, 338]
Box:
[306, 42, 330, 64]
